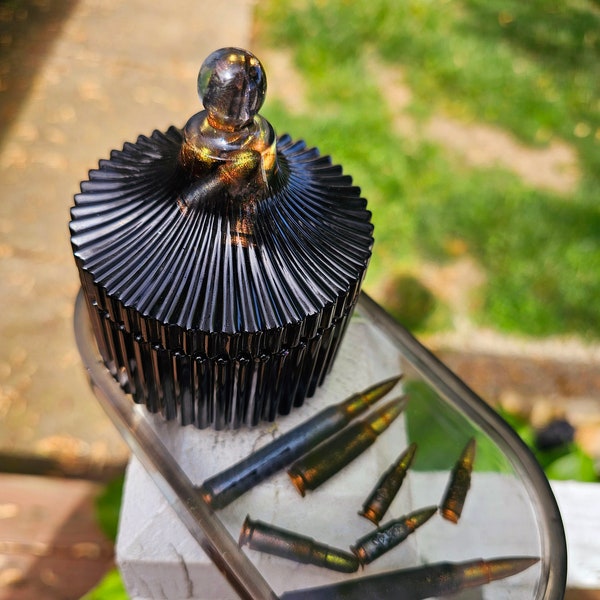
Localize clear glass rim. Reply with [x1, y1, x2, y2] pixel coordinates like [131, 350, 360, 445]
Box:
[357, 292, 567, 600]
[74, 289, 567, 599]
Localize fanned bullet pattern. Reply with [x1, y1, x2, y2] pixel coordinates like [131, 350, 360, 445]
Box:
[70, 129, 373, 429]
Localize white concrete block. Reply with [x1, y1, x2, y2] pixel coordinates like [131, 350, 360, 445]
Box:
[551, 480, 600, 589]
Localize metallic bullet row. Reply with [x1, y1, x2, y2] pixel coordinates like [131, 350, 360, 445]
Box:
[238, 506, 439, 574]
[200, 375, 404, 508]
[237, 436, 479, 572]
[194, 374, 487, 580]
[214, 381, 536, 595]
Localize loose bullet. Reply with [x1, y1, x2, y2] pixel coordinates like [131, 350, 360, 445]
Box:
[239, 515, 359, 573]
[200, 375, 402, 509]
[440, 437, 476, 523]
[351, 506, 436, 566]
[279, 556, 540, 600]
[288, 396, 408, 496]
[359, 442, 417, 525]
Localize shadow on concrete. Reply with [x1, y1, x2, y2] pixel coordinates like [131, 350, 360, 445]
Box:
[0, 474, 114, 600]
[0, 0, 79, 150]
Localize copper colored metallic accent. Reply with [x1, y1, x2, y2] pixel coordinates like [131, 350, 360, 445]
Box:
[179, 48, 278, 209]
[287, 396, 408, 496]
[279, 556, 540, 600]
[351, 506, 436, 566]
[440, 437, 477, 523]
[200, 375, 402, 509]
[239, 515, 359, 573]
[358, 442, 417, 525]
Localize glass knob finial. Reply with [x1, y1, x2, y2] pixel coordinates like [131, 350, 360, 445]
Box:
[197, 47, 267, 131]
[179, 47, 277, 209]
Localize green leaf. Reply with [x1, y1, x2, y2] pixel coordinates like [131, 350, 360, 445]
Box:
[81, 568, 128, 600]
[544, 448, 599, 482]
[95, 474, 125, 542]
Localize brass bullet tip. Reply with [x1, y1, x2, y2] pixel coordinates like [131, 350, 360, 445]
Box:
[363, 374, 403, 405]
[344, 374, 404, 417]
[462, 556, 540, 587]
[484, 556, 541, 582]
[408, 506, 438, 530]
[461, 437, 477, 467]
[368, 396, 409, 434]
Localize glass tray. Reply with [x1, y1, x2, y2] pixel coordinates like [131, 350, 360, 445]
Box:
[74, 290, 566, 600]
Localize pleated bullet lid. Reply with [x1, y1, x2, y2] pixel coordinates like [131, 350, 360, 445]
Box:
[70, 47, 374, 429]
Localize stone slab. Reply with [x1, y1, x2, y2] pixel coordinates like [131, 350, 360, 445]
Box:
[0, 0, 254, 469]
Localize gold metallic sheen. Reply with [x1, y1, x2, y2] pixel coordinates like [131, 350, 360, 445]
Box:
[200, 375, 402, 509]
[358, 442, 417, 525]
[287, 396, 408, 496]
[440, 437, 477, 523]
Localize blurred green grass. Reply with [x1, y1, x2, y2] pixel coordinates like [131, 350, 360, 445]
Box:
[257, 0, 600, 338]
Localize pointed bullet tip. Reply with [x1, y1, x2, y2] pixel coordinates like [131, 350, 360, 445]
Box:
[411, 505, 438, 527]
[363, 374, 404, 406]
[369, 396, 408, 433]
[404, 441, 418, 460]
[487, 556, 541, 580]
[382, 373, 404, 387]
[462, 437, 477, 461]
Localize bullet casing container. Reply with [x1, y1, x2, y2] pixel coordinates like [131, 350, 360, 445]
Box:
[69, 48, 374, 430]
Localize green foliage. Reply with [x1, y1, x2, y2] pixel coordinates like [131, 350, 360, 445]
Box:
[81, 568, 128, 600]
[385, 274, 437, 331]
[544, 447, 598, 482]
[403, 380, 514, 474]
[496, 406, 599, 482]
[82, 476, 128, 599]
[257, 0, 600, 339]
[417, 172, 600, 336]
[95, 474, 125, 543]
[405, 381, 599, 482]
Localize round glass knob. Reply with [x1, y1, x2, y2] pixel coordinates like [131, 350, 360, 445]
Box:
[198, 47, 267, 131]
